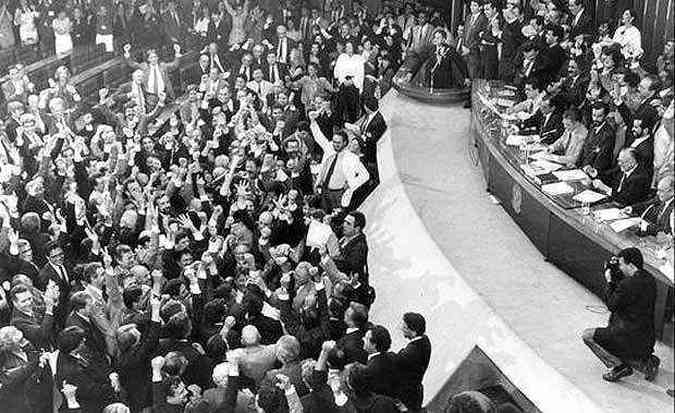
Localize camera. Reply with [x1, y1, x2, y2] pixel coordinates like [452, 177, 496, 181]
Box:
[604, 256, 624, 283]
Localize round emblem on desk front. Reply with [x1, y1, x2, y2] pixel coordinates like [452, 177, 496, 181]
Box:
[512, 184, 522, 214]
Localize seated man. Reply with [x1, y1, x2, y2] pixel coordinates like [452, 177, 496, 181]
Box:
[543, 107, 588, 166]
[582, 248, 660, 383]
[592, 148, 651, 207]
[520, 94, 564, 144]
[623, 174, 674, 236]
[579, 102, 616, 179]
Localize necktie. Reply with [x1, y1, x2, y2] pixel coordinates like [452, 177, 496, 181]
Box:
[617, 174, 626, 193]
[322, 153, 339, 190]
[456, 37, 463, 53]
[269, 66, 274, 83]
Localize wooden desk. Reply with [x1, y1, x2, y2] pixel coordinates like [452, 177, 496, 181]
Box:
[471, 80, 674, 345]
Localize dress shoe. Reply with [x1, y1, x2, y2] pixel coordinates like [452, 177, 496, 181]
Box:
[667, 389, 674, 397]
[602, 364, 633, 382]
[644, 354, 660, 381]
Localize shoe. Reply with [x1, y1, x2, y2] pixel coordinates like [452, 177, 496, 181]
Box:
[463, 100, 472, 109]
[644, 355, 660, 381]
[667, 389, 674, 398]
[602, 364, 633, 382]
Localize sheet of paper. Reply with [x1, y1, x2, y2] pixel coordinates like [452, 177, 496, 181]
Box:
[593, 208, 628, 222]
[659, 261, 674, 283]
[553, 169, 588, 181]
[506, 134, 532, 146]
[573, 190, 607, 204]
[496, 98, 515, 107]
[530, 159, 564, 172]
[541, 182, 574, 195]
[609, 217, 641, 232]
[306, 220, 333, 248]
[521, 163, 552, 177]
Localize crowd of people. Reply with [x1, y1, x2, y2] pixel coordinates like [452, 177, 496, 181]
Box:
[0, 0, 469, 412]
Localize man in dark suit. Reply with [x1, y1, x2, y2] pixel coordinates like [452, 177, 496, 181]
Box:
[38, 243, 72, 329]
[582, 248, 659, 382]
[54, 326, 118, 413]
[333, 211, 369, 284]
[478, 1, 501, 80]
[616, 75, 660, 146]
[396, 312, 431, 412]
[353, 97, 387, 184]
[161, 0, 184, 43]
[207, 11, 231, 51]
[499, 2, 525, 82]
[520, 94, 563, 144]
[626, 174, 674, 236]
[11, 283, 58, 350]
[336, 302, 368, 365]
[513, 41, 549, 90]
[363, 325, 399, 399]
[541, 25, 566, 82]
[65, 291, 110, 369]
[461, 0, 488, 80]
[579, 103, 616, 179]
[593, 148, 651, 207]
[265, 52, 289, 85]
[559, 58, 590, 107]
[275, 25, 296, 65]
[568, 0, 594, 39]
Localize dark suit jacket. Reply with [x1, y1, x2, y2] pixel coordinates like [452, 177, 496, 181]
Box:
[156, 339, 214, 389]
[632, 198, 674, 235]
[603, 270, 656, 359]
[55, 352, 116, 413]
[569, 9, 594, 39]
[333, 233, 369, 283]
[577, 121, 615, 175]
[360, 111, 387, 166]
[11, 309, 54, 350]
[118, 321, 160, 412]
[365, 351, 399, 398]
[463, 13, 488, 51]
[65, 312, 109, 367]
[560, 74, 590, 107]
[336, 329, 368, 365]
[607, 165, 652, 206]
[521, 110, 563, 144]
[397, 335, 431, 410]
[37, 263, 72, 329]
[542, 44, 566, 79]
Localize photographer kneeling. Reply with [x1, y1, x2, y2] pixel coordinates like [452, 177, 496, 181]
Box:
[582, 247, 660, 382]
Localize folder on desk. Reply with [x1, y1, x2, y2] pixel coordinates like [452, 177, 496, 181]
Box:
[593, 208, 628, 222]
[573, 190, 607, 204]
[609, 217, 641, 232]
[541, 182, 574, 195]
[553, 169, 588, 181]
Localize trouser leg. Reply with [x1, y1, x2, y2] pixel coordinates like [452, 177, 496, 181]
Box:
[582, 328, 623, 369]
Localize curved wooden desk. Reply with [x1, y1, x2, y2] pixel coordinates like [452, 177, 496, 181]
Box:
[471, 80, 674, 344]
[392, 68, 470, 104]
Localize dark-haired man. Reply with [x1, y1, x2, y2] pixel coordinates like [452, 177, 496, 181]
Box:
[582, 248, 659, 382]
[363, 325, 399, 399]
[396, 312, 431, 412]
[579, 103, 616, 179]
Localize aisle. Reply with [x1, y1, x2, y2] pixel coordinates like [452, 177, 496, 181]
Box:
[359, 90, 674, 412]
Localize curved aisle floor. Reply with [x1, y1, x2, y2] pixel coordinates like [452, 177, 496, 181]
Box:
[359, 90, 674, 413]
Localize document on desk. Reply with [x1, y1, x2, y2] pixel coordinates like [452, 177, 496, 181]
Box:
[496, 98, 515, 107]
[608, 217, 641, 232]
[573, 190, 607, 204]
[529, 158, 564, 173]
[506, 134, 530, 146]
[593, 208, 628, 222]
[541, 182, 574, 195]
[659, 262, 674, 283]
[553, 169, 588, 181]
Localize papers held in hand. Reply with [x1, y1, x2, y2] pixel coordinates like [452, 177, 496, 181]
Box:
[593, 208, 628, 222]
[541, 182, 574, 195]
[572, 189, 607, 204]
[609, 217, 642, 233]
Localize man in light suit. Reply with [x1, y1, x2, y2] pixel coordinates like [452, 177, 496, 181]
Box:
[123, 43, 182, 100]
[396, 312, 431, 413]
[309, 118, 370, 212]
[407, 12, 434, 54]
[275, 25, 296, 65]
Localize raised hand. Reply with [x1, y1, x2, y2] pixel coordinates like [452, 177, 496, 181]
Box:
[123, 44, 131, 54]
[151, 356, 165, 371]
[321, 340, 336, 353]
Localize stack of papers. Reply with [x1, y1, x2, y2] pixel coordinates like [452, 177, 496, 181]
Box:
[573, 190, 607, 204]
[609, 217, 641, 232]
[593, 208, 628, 222]
[506, 134, 533, 146]
[496, 98, 515, 107]
[542, 182, 574, 195]
[553, 169, 588, 181]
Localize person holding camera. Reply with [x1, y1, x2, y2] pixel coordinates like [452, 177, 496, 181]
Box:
[582, 247, 660, 382]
